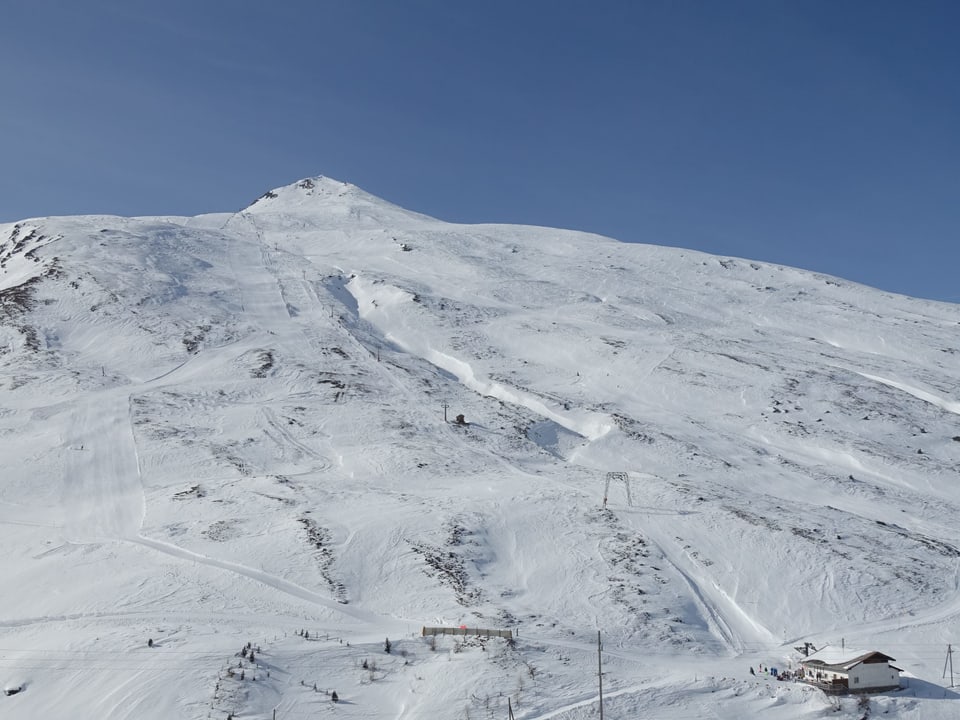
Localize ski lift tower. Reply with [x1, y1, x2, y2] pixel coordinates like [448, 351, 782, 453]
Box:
[602, 472, 632, 508]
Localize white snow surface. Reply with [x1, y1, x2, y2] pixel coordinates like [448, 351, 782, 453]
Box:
[2, 175, 959, 719]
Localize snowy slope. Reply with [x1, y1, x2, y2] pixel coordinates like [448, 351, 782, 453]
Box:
[2, 176, 959, 719]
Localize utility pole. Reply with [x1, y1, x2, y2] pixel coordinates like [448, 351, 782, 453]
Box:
[794, 641, 816, 657]
[598, 630, 604, 720]
[944, 644, 954, 687]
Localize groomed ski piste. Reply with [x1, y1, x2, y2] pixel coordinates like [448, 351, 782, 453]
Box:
[2, 176, 959, 718]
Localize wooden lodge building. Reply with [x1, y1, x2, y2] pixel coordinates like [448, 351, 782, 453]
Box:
[799, 647, 902, 694]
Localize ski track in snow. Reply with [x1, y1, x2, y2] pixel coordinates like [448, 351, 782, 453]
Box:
[61, 395, 145, 543]
[260, 406, 332, 469]
[634, 511, 778, 654]
[127, 535, 381, 627]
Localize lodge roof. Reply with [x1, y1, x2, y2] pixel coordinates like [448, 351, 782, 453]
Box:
[801, 647, 896, 674]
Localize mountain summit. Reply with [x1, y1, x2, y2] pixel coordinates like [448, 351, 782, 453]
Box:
[1, 178, 958, 719]
[243, 175, 433, 228]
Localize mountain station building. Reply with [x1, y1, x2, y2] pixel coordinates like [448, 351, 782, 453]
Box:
[799, 647, 902, 693]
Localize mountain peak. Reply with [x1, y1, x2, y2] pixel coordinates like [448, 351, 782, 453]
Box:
[242, 175, 432, 228]
[244, 175, 357, 209]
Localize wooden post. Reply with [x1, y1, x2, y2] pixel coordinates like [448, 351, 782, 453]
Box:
[598, 630, 604, 720]
[944, 644, 954, 687]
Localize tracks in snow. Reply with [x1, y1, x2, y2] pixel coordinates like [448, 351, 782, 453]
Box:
[60, 395, 145, 543]
[127, 534, 380, 626]
[48, 217, 378, 628]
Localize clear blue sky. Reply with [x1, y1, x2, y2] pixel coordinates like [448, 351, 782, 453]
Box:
[2, 1, 958, 302]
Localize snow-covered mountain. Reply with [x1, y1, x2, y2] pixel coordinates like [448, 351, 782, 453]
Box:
[2, 176, 958, 719]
